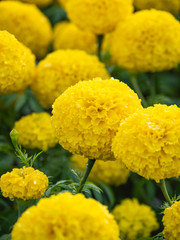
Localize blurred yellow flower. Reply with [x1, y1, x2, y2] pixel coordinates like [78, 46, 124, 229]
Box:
[12, 192, 120, 240]
[14, 112, 58, 151]
[0, 166, 48, 200]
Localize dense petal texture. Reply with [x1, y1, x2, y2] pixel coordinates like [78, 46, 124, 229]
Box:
[14, 112, 58, 151]
[71, 154, 129, 186]
[12, 192, 120, 240]
[3, 0, 53, 7]
[51, 78, 142, 160]
[112, 199, 159, 240]
[66, 0, 134, 34]
[32, 50, 109, 108]
[0, 167, 48, 200]
[0, 1, 53, 58]
[134, 0, 180, 14]
[0, 31, 35, 94]
[163, 201, 180, 240]
[111, 9, 180, 72]
[112, 104, 180, 182]
[53, 21, 97, 53]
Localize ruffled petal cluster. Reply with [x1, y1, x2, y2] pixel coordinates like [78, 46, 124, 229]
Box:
[66, 0, 134, 34]
[163, 201, 180, 240]
[134, 0, 180, 14]
[71, 154, 129, 186]
[112, 199, 159, 240]
[0, 166, 48, 200]
[14, 112, 58, 151]
[112, 104, 180, 182]
[51, 78, 142, 160]
[0, 30, 35, 94]
[32, 50, 109, 108]
[110, 9, 180, 72]
[0, 1, 53, 58]
[3, 0, 53, 7]
[53, 21, 97, 53]
[12, 192, 120, 240]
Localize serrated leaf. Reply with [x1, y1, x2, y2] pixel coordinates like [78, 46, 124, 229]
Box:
[83, 182, 102, 193]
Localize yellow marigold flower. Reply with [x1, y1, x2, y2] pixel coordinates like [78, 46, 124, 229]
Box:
[71, 154, 130, 186]
[0, 1, 53, 59]
[134, 0, 180, 14]
[110, 9, 180, 72]
[66, 0, 134, 34]
[51, 78, 142, 160]
[57, 0, 69, 8]
[0, 166, 48, 200]
[3, 0, 53, 7]
[32, 50, 109, 108]
[163, 201, 180, 240]
[112, 104, 180, 182]
[0, 30, 35, 95]
[112, 199, 159, 240]
[12, 192, 120, 240]
[14, 112, 58, 151]
[53, 21, 97, 54]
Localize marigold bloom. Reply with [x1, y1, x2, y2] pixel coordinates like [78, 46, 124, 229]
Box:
[0, 166, 48, 200]
[112, 199, 159, 240]
[12, 192, 120, 240]
[14, 112, 57, 151]
[71, 155, 129, 186]
[51, 78, 142, 160]
[0, 1, 53, 59]
[112, 104, 180, 182]
[163, 201, 180, 240]
[57, 0, 69, 8]
[0, 31, 35, 95]
[3, 0, 53, 7]
[66, 0, 134, 34]
[32, 50, 109, 108]
[110, 9, 180, 72]
[134, 0, 180, 14]
[53, 21, 97, 53]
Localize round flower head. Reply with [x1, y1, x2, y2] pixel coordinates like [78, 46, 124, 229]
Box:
[12, 192, 120, 240]
[112, 104, 180, 182]
[53, 21, 97, 53]
[14, 112, 58, 151]
[66, 0, 134, 34]
[0, 1, 53, 59]
[110, 9, 180, 72]
[0, 166, 48, 200]
[32, 50, 109, 108]
[134, 0, 180, 14]
[0, 31, 35, 95]
[71, 154, 130, 186]
[3, 0, 53, 7]
[112, 199, 159, 240]
[163, 201, 180, 240]
[51, 78, 142, 160]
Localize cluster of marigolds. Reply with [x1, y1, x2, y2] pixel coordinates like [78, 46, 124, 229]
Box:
[0, 0, 180, 239]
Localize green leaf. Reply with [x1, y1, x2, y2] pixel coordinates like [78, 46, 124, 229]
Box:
[83, 182, 102, 193]
[0, 234, 11, 240]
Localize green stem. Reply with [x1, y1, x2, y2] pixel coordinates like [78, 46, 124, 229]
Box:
[77, 159, 96, 193]
[130, 75, 148, 108]
[159, 179, 172, 206]
[16, 199, 34, 218]
[97, 34, 104, 61]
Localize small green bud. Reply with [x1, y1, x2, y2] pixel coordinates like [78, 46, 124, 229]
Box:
[10, 129, 19, 149]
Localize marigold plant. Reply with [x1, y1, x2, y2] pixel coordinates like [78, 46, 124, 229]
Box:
[71, 155, 129, 186]
[111, 9, 180, 72]
[32, 50, 109, 108]
[66, 0, 134, 34]
[14, 112, 57, 151]
[0, 1, 53, 58]
[53, 21, 97, 53]
[12, 192, 120, 240]
[51, 78, 142, 160]
[112, 104, 180, 182]
[163, 201, 180, 240]
[112, 199, 159, 240]
[0, 30, 35, 95]
[0, 166, 48, 200]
